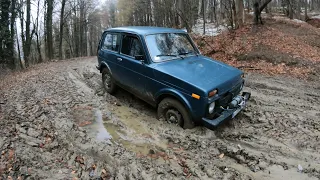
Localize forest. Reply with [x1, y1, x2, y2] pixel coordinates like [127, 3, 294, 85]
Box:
[0, 0, 319, 69]
[1, 0, 320, 179]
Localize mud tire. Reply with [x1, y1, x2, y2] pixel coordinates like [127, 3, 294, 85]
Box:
[157, 98, 195, 129]
[102, 68, 117, 94]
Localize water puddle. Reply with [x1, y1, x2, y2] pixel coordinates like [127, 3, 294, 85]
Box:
[94, 110, 112, 143]
[72, 103, 168, 156]
[102, 105, 168, 155]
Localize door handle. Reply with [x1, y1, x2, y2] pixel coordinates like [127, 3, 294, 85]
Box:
[117, 58, 122, 61]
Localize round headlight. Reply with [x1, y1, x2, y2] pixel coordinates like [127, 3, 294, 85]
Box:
[209, 102, 215, 114]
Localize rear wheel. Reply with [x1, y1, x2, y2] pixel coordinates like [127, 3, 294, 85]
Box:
[157, 98, 195, 129]
[102, 68, 117, 94]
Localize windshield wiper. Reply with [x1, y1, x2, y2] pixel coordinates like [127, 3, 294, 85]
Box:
[178, 51, 195, 56]
[156, 54, 179, 57]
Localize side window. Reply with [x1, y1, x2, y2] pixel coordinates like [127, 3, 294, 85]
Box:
[121, 35, 143, 57]
[102, 33, 120, 52]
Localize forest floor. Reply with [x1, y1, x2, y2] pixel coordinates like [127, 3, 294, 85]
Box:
[1, 17, 320, 180]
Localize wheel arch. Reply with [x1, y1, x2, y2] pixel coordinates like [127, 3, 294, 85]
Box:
[100, 61, 112, 74]
[155, 89, 193, 116]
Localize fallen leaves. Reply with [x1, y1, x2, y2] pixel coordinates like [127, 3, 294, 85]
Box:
[8, 149, 14, 161]
[42, 98, 52, 105]
[101, 168, 111, 179]
[78, 121, 92, 127]
[192, 17, 320, 79]
[307, 18, 320, 28]
[0, 163, 6, 175]
[75, 156, 84, 164]
[72, 105, 94, 127]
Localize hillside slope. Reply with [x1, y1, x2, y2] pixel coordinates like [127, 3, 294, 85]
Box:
[193, 16, 320, 80]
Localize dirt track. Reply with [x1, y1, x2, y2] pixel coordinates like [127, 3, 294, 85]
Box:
[0, 57, 319, 179]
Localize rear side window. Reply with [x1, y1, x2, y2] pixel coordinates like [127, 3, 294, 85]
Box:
[102, 33, 120, 52]
[121, 35, 143, 57]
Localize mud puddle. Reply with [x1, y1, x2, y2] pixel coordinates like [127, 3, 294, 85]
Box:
[80, 104, 169, 156]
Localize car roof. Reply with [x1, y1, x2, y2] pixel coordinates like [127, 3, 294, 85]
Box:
[105, 26, 187, 35]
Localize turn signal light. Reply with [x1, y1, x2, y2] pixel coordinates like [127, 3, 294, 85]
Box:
[192, 93, 200, 99]
[208, 89, 218, 97]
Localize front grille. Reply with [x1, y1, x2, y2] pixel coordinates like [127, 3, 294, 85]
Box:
[217, 82, 242, 108]
[230, 83, 242, 96]
[205, 82, 243, 119]
[217, 93, 232, 108]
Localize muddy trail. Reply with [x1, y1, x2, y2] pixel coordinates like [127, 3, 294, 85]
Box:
[0, 57, 319, 179]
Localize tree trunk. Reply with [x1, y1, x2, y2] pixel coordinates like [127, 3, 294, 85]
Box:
[59, 0, 66, 60]
[253, 0, 272, 25]
[288, 1, 293, 19]
[213, 0, 217, 23]
[259, 0, 273, 12]
[232, 0, 236, 28]
[24, 0, 31, 67]
[0, 0, 11, 64]
[79, 0, 87, 57]
[9, 0, 16, 66]
[36, 0, 42, 63]
[15, 23, 23, 69]
[296, 0, 301, 19]
[305, 0, 308, 21]
[203, 0, 205, 35]
[236, 0, 244, 28]
[198, 0, 202, 17]
[46, 0, 54, 60]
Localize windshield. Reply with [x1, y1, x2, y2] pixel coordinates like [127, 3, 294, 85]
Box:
[145, 33, 198, 62]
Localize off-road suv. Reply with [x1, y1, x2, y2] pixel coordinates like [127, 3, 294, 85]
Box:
[97, 26, 250, 129]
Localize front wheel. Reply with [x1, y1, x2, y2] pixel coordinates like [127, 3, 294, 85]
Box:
[157, 98, 195, 129]
[102, 68, 117, 94]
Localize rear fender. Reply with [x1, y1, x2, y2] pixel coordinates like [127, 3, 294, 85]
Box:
[99, 61, 112, 74]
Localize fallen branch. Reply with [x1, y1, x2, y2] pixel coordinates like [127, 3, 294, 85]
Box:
[237, 66, 262, 70]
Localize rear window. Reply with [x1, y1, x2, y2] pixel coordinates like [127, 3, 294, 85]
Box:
[102, 33, 120, 52]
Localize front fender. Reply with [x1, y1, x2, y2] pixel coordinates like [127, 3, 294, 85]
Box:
[155, 88, 193, 116]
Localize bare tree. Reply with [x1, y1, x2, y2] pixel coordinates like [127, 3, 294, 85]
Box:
[305, 0, 308, 21]
[236, 0, 244, 28]
[203, 0, 206, 35]
[254, 0, 273, 24]
[21, 0, 34, 67]
[59, 0, 67, 59]
[34, 0, 42, 63]
[46, 0, 54, 60]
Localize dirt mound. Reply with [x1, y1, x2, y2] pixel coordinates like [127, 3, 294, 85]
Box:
[307, 18, 320, 28]
[192, 17, 320, 79]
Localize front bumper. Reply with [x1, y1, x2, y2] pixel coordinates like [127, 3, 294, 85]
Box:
[201, 92, 251, 130]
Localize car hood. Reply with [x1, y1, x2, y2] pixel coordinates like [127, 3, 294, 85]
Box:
[152, 55, 243, 96]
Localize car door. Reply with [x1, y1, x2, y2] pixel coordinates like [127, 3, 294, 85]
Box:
[98, 32, 121, 82]
[117, 34, 148, 99]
